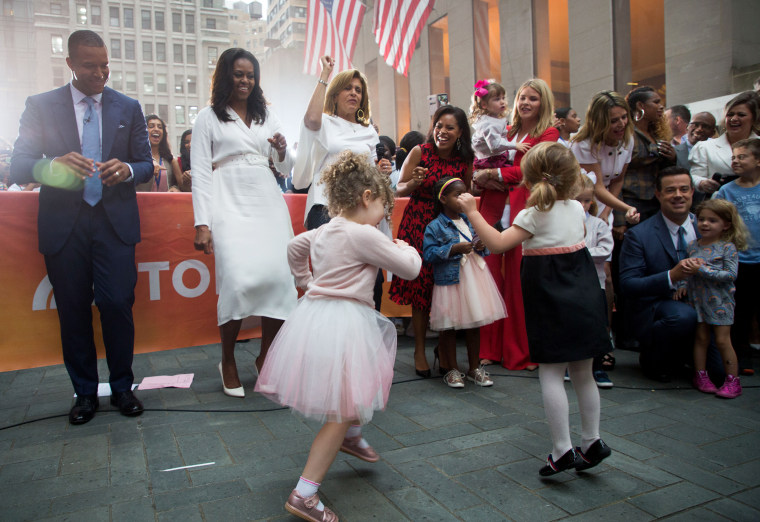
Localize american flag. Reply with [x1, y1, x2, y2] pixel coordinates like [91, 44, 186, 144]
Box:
[303, 0, 366, 75]
[373, 0, 435, 76]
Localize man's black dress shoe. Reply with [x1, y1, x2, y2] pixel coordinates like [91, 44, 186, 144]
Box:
[110, 390, 144, 416]
[69, 395, 99, 425]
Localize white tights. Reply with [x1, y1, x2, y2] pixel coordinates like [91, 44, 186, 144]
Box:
[538, 359, 600, 460]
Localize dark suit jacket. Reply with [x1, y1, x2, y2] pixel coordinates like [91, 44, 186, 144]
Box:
[619, 211, 697, 326]
[10, 85, 152, 255]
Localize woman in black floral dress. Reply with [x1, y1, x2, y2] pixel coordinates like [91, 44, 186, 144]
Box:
[390, 106, 473, 377]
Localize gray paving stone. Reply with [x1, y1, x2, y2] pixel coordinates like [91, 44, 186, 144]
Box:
[110, 441, 149, 486]
[111, 495, 157, 521]
[153, 479, 251, 512]
[628, 481, 721, 518]
[649, 455, 745, 496]
[319, 462, 408, 521]
[496, 457, 578, 489]
[49, 482, 148, 514]
[370, 409, 424, 436]
[202, 491, 286, 521]
[628, 431, 722, 473]
[659, 507, 731, 521]
[456, 503, 510, 522]
[562, 501, 653, 521]
[391, 422, 481, 447]
[60, 434, 109, 475]
[700, 432, 760, 467]
[0, 455, 60, 484]
[602, 411, 677, 437]
[385, 487, 461, 521]
[381, 439, 457, 465]
[427, 446, 503, 476]
[149, 467, 192, 493]
[604, 452, 680, 487]
[36, 505, 110, 521]
[190, 455, 297, 487]
[393, 459, 483, 511]
[157, 505, 204, 522]
[730, 485, 760, 509]
[1, 440, 65, 465]
[349, 459, 412, 494]
[458, 468, 566, 521]
[703, 497, 760, 521]
[0, 468, 109, 506]
[175, 432, 233, 467]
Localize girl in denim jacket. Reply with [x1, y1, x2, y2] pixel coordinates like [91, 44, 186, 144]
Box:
[423, 177, 507, 388]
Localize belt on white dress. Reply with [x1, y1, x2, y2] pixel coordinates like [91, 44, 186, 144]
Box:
[212, 152, 270, 170]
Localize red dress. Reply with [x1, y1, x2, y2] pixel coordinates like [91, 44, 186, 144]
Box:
[390, 143, 469, 311]
[478, 126, 559, 369]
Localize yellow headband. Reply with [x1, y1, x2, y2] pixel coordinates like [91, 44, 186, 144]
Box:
[438, 178, 464, 200]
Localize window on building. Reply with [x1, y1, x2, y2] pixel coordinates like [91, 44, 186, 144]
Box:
[125, 71, 136, 91]
[208, 46, 218, 65]
[4, 1, 14, 17]
[203, 0, 214, 7]
[173, 44, 183, 63]
[110, 71, 123, 90]
[144, 103, 155, 116]
[141, 10, 151, 30]
[175, 74, 184, 93]
[156, 42, 166, 61]
[124, 7, 133, 28]
[125, 40, 135, 60]
[51, 3, 61, 15]
[532, 0, 569, 106]
[142, 41, 152, 61]
[144, 72, 154, 93]
[91, 5, 101, 24]
[109, 6, 119, 26]
[157, 73, 167, 93]
[186, 14, 195, 33]
[172, 12, 181, 32]
[158, 104, 168, 122]
[51, 35, 64, 54]
[428, 16, 450, 98]
[188, 105, 198, 125]
[76, 4, 87, 25]
[186, 45, 196, 64]
[53, 66, 65, 86]
[155, 11, 164, 30]
[175, 105, 186, 125]
[473, 0, 501, 83]
[206, 18, 216, 30]
[110, 38, 121, 58]
[187, 75, 197, 94]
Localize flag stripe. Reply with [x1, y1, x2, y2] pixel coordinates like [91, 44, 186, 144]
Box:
[304, 0, 366, 76]
[373, 0, 435, 76]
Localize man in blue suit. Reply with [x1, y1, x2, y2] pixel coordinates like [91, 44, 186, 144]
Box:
[11, 30, 152, 424]
[619, 167, 701, 382]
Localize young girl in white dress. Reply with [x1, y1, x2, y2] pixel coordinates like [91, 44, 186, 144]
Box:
[470, 80, 531, 171]
[255, 151, 421, 522]
[459, 142, 612, 476]
[423, 177, 507, 388]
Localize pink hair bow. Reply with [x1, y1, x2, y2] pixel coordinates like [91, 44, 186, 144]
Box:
[474, 79, 490, 98]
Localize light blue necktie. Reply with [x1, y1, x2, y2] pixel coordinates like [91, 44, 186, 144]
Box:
[81, 96, 102, 206]
[676, 226, 687, 261]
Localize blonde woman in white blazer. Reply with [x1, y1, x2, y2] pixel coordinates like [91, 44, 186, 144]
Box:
[689, 91, 760, 196]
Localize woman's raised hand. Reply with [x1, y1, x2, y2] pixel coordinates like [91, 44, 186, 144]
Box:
[320, 56, 334, 78]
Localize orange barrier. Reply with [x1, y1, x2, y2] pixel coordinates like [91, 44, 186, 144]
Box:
[0, 192, 412, 371]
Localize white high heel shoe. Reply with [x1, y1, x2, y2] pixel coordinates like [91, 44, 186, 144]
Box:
[218, 362, 244, 398]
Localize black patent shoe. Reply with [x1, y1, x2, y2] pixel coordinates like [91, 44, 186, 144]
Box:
[539, 449, 577, 476]
[110, 390, 144, 417]
[69, 395, 99, 425]
[574, 439, 611, 471]
[415, 368, 432, 379]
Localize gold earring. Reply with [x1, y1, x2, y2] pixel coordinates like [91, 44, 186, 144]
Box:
[356, 108, 365, 122]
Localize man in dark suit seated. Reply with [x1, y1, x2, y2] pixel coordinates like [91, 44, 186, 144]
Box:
[10, 30, 153, 424]
[619, 167, 702, 382]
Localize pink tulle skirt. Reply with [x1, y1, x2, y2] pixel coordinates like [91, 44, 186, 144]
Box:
[429, 258, 507, 331]
[254, 296, 396, 425]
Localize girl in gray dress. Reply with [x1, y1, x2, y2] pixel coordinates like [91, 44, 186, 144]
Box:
[686, 199, 749, 399]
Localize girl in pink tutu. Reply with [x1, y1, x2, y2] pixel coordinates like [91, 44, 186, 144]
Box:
[423, 177, 507, 388]
[255, 151, 421, 522]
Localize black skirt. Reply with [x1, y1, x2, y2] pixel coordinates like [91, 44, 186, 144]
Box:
[520, 248, 611, 363]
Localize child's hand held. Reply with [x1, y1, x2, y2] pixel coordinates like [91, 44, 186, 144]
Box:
[458, 193, 477, 213]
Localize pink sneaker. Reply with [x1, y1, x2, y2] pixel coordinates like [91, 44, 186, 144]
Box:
[339, 435, 379, 463]
[692, 370, 718, 393]
[716, 375, 742, 399]
[285, 489, 338, 522]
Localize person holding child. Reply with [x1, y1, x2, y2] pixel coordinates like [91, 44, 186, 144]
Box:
[422, 176, 507, 388]
[683, 199, 748, 398]
[473, 78, 559, 371]
[390, 106, 473, 379]
[460, 142, 612, 476]
[715, 137, 760, 376]
[255, 151, 421, 522]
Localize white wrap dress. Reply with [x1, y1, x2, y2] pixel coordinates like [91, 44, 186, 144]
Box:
[191, 105, 297, 325]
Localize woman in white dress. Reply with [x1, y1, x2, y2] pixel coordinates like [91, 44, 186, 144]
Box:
[292, 55, 385, 230]
[192, 48, 297, 398]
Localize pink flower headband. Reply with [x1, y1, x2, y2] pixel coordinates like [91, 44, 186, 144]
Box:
[474, 80, 490, 98]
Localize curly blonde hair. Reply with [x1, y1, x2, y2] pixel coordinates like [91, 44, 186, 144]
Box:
[695, 199, 750, 251]
[522, 142, 581, 212]
[469, 80, 507, 122]
[320, 150, 395, 220]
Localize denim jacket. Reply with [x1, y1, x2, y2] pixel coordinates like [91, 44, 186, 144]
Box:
[422, 213, 488, 286]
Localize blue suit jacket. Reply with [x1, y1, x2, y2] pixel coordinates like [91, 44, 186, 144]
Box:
[619, 211, 697, 324]
[10, 85, 152, 255]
